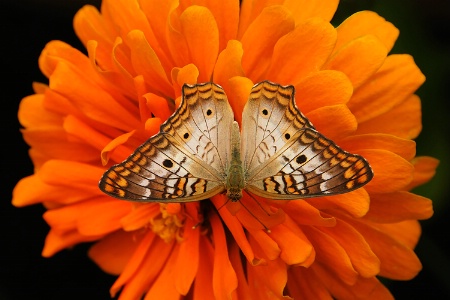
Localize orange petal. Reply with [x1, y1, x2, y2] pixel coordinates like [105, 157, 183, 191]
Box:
[99, 129, 136, 165]
[247, 257, 287, 299]
[12, 175, 98, 207]
[214, 198, 257, 264]
[144, 246, 182, 299]
[287, 267, 330, 299]
[142, 93, 173, 120]
[74, 5, 114, 57]
[111, 235, 173, 298]
[369, 220, 422, 251]
[305, 104, 357, 140]
[406, 156, 440, 190]
[38, 160, 104, 194]
[336, 11, 399, 53]
[126, 30, 173, 97]
[294, 70, 353, 114]
[364, 191, 433, 223]
[138, 0, 177, 70]
[324, 35, 387, 89]
[210, 213, 238, 300]
[177, 0, 239, 51]
[22, 127, 99, 163]
[49, 63, 141, 131]
[229, 242, 252, 300]
[241, 5, 295, 82]
[88, 230, 144, 275]
[348, 219, 422, 280]
[213, 40, 245, 92]
[43, 199, 101, 231]
[319, 219, 380, 278]
[102, 0, 167, 66]
[236, 194, 286, 230]
[269, 218, 314, 266]
[171, 63, 199, 98]
[313, 264, 394, 300]
[356, 94, 422, 139]
[349, 54, 425, 123]
[359, 149, 415, 193]
[38, 40, 91, 79]
[42, 228, 102, 257]
[266, 18, 337, 85]
[174, 219, 200, 295]
[283, 0, 339, 23]
[120, 204, 160, 231]
[303, 226, 358, 285]
[248, 229, 281, 260]
[226, 76, 254, 124]
[338, 133, 416, 161]
[193, 237, 215, 300]
[18, 94, 62, 128]
[178, 6, 219, 82]
[77, 199, 132, 236]
[283, 200, 337, 227]
[307, 188, 370, 218]
[12, 175, 52, 207]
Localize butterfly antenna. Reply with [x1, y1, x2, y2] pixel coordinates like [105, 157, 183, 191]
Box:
[245, 191, 272, 217]
[216, 197, 230, 211]
[240, 192, 271, 233]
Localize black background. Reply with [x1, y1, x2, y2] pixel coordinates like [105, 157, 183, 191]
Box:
[1, 0, 449, 299]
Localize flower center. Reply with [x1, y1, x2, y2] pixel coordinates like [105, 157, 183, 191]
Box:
[150, 203, 185, 243]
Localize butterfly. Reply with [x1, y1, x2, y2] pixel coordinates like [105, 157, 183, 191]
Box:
[99, 81, 373, 203]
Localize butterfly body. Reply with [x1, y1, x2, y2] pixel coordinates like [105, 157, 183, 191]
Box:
[225, 121, 245, 201]
[99, 81, 373, 203]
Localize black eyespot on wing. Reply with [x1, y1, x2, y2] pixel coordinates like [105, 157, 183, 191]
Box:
[285, 133, 291, 140]
[163, 159, 174, 168]
[262, 109, 268, 116]
[183, 132, 189, 139]
[206, 109, 213, 116]
[296, 154, 307, 164]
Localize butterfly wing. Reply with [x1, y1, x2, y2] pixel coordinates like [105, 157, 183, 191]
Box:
[99, 83, 234, 202]
[242, 81, 373, 199]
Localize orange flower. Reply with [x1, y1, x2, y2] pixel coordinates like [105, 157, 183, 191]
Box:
[13, 0, 438, 299]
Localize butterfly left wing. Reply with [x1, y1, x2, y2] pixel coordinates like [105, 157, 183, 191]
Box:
[241, 81, 373, 199]
[99, 83, 234, 202]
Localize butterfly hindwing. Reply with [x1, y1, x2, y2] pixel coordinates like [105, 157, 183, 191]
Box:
[245, 128, 373, 199]
[99, 83, 233, 202]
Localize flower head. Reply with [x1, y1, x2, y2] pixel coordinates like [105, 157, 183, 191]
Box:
[13, 0, 438, 299]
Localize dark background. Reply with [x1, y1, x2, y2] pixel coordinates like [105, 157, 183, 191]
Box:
[1, 0, 449, 299]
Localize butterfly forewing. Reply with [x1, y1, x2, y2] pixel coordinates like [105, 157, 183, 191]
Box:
[99, 83, 233, 202]
[241, 81, 315, 173]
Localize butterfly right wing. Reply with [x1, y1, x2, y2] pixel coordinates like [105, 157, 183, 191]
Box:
[241, 81, 373, 200]
[99, 83, 234, 202]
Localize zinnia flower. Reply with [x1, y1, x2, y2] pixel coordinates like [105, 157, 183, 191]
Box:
[13, 0, 438, 299]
